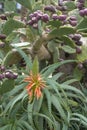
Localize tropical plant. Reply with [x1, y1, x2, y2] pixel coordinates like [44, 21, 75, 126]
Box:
[0, 0, 87, 130]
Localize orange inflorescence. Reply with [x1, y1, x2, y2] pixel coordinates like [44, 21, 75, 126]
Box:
[24, 72, 46, 100]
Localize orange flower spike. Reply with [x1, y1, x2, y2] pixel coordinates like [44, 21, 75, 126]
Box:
[35, 87, 42, 99]
[24, 71, 46, 100]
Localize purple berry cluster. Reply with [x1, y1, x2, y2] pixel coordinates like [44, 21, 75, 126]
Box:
[44, 5, 56, 13]
[52, 14, 67, 21]
[27, 10, 50, 29]
[77, 0, 85, 10]
[70, 33, 82, 46]
[79, 8, 87, 17]
[68, 16, 77, 26]
[69, 33, 83, 54]
[0, 65, 18, 80]
[76, 0, 87, 17]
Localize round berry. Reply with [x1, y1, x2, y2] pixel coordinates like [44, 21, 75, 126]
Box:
[69, 16, 77, 21]
[0, 34, 6, 40]
[31, 17, 38, 23]
[72, 34, 81, 41]
[79, 9, 85, 17]
[29, 13, 34, 19]
[75, 40, 83, 46]
[52, 14, 58, 20]
[58, 15, 67, 21]
[44, 5, 56, 13]
[84, 8, 87, 15]
[41, 14, 50, 22]
[0, 74, 5, 80]
[76, 47, 82, 54]
[0, 66, 5, 72]
[77, 2, 84, 10]
[32, 23, 38, 29]
[69, 20, 77, 26]
[78, 0, 85, 3]
[0, 15, 7, 20]
[0, 42, 5, 48]
[5, 71, 14, 79]
[77, 63, 83, 69]
[12, 73, 18, 79]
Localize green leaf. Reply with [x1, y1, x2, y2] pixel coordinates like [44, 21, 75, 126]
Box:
[2, 50, 22, 66]
[4, 0, 16, 12]
[44, 88, 52, 114]
[33, 112, 55, 127]
[27, 103, 36, 129]
[72, 113, 87, 123]
[0, 79, 15, 94]
[73, 67, 83, 81]
[41, 60, 77, 77]
[61, 84, 86, 99]
[15, 0, 33, 10]
[33, 1, 43, 11]
[51, 95, 67, 123]
[33, 96, 43, 113]
[61, 45, 76, 54]
[0, 125, 12, 130]
[32, 56, 39, 75]
[38, 20, 42, 35]
[4, 90, 26, 113]
[62, 35, 75, 48]
[47, 20, 62, 28]
[2, 19, 25, 35]
[49, 26, 76, 37]
[77, 18, 87, 32]
[11, 42, 30, 47]
[18, 120, 34, 130]
[77, 45, 87, 62]
[14, 47, 32, 71]
[64, 1, 76, 11]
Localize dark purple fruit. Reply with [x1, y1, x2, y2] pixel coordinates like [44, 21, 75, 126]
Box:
[0, 74, 5, 80]
[32, 23, 38, 29]
[77, 63, 83, 69]
[0, 15, 7, 20]
[44, 5, 56, 13]
[0, 34, 6, 40]
[0, 42, 5, 48]
[72, 34, 81, 41]
[0, 66, 5, 72]
[75, 40, 83, 46]
[5, 71, 14, 79]
[12, 73, 18, 79]
[77, 2, 84, 10]
[31, 17, 38, 23]
[58, 15, 67, 21]
[29, 13, 34, 19]
[84, 8, 87, 15]
[69, 16, 77, 21]
[69, 20, 77, 26]
[79, 9, 85, 17]
[78, 0, 85, 3]
[41, 14, 50, 22]
[52, 14, 58, 20]
[76, 47, 82, 54]
[36, 13, 42, 20]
